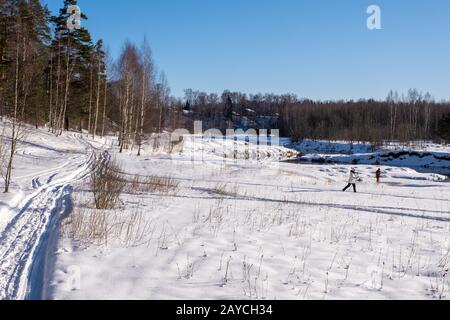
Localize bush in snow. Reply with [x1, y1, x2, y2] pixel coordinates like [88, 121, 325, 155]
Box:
[90, 155, 126, 210]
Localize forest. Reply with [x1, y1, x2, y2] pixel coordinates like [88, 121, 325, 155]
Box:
[182, 89, 450, 143]
[1, 0, 450, 161]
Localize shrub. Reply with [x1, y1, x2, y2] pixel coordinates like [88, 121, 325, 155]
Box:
[126, 174, 179, 194]
[90, 155, 126, 210]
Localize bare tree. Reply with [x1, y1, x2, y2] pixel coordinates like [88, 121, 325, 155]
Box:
[137, 37, 154, 156]
[101, 47, 112, 138]
[101, 77, 107, 138]
[387, 90, 399, 141]
[87, 53, 93, 134]
[4, 29, 22, 192]
[157, 71, 170, 134]
[116, 42, 141, 153]
[423, 92, 433, 138]
[48, 49, 53, 131]
[92, 40, 105, 139]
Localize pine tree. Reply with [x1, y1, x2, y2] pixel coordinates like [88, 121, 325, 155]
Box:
[183, 101, 191, 112]
[92, 39, 106, 138]
[0, 0, 17, 119]
[19, 0, 51, 127]
[50, 0, 93, 133]
[437, 112, 450, 141]
[224, 96, 233, 121]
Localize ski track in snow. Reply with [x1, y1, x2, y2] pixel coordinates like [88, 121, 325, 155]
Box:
[0, 134, 103, 300]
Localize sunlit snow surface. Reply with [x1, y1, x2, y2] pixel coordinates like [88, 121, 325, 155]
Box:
[1, 123, 449, 300]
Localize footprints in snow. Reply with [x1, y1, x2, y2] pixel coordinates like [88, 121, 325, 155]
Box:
[47, 173, 58, 184]
[31, 178, 41, 189]
[32, 173, 59, 189]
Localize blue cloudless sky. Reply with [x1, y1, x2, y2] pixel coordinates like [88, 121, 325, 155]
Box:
[42, 0, 450, 101]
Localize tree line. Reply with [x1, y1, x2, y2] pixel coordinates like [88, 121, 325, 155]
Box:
[180, 89, 450, 143]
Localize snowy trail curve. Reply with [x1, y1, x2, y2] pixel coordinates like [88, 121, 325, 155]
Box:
[0, 151, 95, 300]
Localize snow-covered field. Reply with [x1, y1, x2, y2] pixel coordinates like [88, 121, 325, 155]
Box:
[1, 125, 450, 300]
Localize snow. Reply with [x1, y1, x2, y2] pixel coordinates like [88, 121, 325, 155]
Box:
[289, 140, 450, 174]
[288, 140, 375, 154]
[289, 139, 450, 155]
[0, 123, 101, 299]
[1, 123, 450, 300]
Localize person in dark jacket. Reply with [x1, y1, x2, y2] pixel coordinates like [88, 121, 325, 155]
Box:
[376, 168, 381, 184]
[343, 168, 359, 193]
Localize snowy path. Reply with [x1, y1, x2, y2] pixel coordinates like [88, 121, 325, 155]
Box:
[0, 131, 108, 300]
[0, 153, 94, 300]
